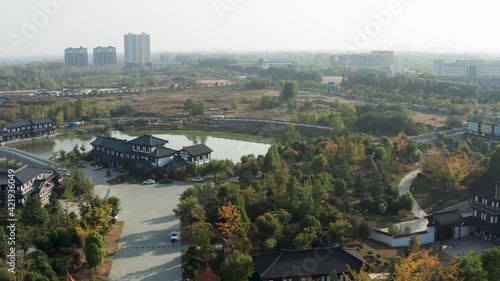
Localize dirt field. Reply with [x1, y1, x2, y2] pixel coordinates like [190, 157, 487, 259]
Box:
[31, 86, 449, 132]
[412, 111, 446, 127]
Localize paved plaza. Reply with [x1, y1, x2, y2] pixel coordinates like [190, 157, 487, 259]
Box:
[85, 167, 191, 281]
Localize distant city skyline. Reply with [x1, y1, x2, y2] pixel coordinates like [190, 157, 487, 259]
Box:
[1, 0, 500, 58]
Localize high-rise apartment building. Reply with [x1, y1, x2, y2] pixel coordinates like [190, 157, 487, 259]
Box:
[64, 47, 88, 66]
[124, 33, 151, 64]
[93, 46, 117, 65]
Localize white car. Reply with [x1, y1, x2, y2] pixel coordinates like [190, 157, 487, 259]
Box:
[192, 177, 204, 183]
[93, 165, 104, 170]
[170, 231, 179, 241]
[143, 179, 155, 185]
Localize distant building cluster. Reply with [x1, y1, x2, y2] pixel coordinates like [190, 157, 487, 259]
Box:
[330, 50, 398, 76]
[124, 33, 151, 65]
[65, 46, 116, 67]
[64, 32, 151, 67]
[433, 59, 500, 77]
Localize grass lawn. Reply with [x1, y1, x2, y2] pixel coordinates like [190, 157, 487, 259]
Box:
[410, 177, 472, 214]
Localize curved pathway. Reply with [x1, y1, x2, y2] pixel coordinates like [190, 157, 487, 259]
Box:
[394, 169, 428, 232]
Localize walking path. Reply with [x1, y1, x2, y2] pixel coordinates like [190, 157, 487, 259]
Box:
[394, 169, 429, 232]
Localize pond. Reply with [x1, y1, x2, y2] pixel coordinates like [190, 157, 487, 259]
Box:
[8, 131, 272, 164]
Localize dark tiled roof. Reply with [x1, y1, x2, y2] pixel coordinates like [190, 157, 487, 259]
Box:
[471, 183, 500, 201]
[0, 173, 22, 185]
[433, 210, 463, 226]
[30, 117, 52, 125]
[181, 144, 213, 157]
[90, 136, 127, 147]
[128, 135, 168, 146]
[4, 117, 52, 128]
[0, 165, 56, 185]
[152, 147, 176, 158]
[253, 247, 365, 279]
[17, 165, 55, 184]
[4, 119, 31, 128]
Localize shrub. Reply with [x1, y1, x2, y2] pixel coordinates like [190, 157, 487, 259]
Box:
[376, 253, 382, 258]
[367, 250, 373, 255]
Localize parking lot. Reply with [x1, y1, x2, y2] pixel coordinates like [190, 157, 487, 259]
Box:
[85, 167, 191, 281]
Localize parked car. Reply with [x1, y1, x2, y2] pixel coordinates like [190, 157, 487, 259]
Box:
[159, 179, 173, 184]
[94, 165, 104, 170]
[143, 179, 155, 185]
[170, 231, 179, 242]
[192, 177, 204, 183]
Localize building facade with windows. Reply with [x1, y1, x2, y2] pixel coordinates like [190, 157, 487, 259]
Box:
[0, 165, 62, 208]
[93, 46, 117, 65]
[469, 183, 500, 242]
[0, 117, 54, 142]
[124, 33, 151, 64]
[89, 135, 212, 168]
[177, 144, 213, 165]
[64, 46, 88, 66]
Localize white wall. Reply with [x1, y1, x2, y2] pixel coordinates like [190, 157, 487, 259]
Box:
[369, 226, 435, 247]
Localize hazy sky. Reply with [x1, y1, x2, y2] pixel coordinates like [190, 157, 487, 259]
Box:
[0, 0, 499, 58]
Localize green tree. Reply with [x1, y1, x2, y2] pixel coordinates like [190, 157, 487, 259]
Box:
[310, 154, 328, 174]
[357, 221, 373, 243]
[481, 247, 500, 280]
[106, 196, 121, 218]
[0, 268, 14, 280]
[277, 124, 300, 146]
[455, 251, 488, 281]
[192, 220, 216, 263]
[263, 145, 281, 173]
[280, 81, 299, 101]
[84, 232, 106, 271]
[327, 219, 352, 245]
[397, 192, 414, 214]
[293, 227, 317, 249]
[22, 195, 49, 228]
[220, 250, 254, 281]
[408, 234, 420, 253]
[184, 99, 207, 116]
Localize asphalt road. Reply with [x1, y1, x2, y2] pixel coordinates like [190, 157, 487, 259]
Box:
[85, 167, 191, 281]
